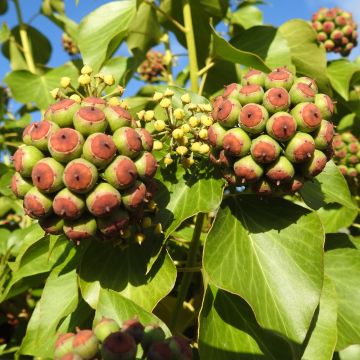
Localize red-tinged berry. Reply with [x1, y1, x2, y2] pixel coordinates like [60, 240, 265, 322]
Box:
[73, 106, 108, 136]
[291, 102, 322, 133]
[82, 96, 106, 109]
[223, 83, 241, 100]
[207, 123, 227, 149]
[136, 128, 154, 151]
[86, 183, 121, 217]
[53, 188, 85, 220]
[264, 67, 294, 90]
[242, 68, 266, 86]
[23, 187, 53, 219]
[97, 208, 130, 237]
[281, 177, 305, 194]
[251, 178, 275, 195]
[13, 145, 44, 177]
[104, 156, 137, 189]
[147, 341, 173, 360]
[141, 325, 166, 353]
[323, 21, 335, 33]
[313, 120, 334, 149]
[39, 215, 64, 235]
[29, 120, 59, 151]
[63, 215, 97, 242]
[11, 172, 33, 198]
[48, 128, 84, 163]
[168, 335, 193, 360]
[262, 87, 290, 113]
[82, 133, 116, 169]
[134, 152, 157, 179]
[222, 128, 251, 157]
[314, 93, 334, 119]
[238, 84, 264, 105]
[113, 127, 142, 158]
[233, 155, 263, 183]
[289, 82, 316, 104]
[54, 332, 75, 359]
[122, 181, 147, 210]
[285, 132, 315, 163]
[63, 159, 98, 194]
[59, 354, 83, 360]
[101, 331, 137, 360]
[317, 32, 327, 42]
[93, 317, 120, 342]
[211, 97, 241, 128]
[32, 158, 64, 193]
[293, 77, 318, 93]
[122, 318, 144, 344]
[22, 124, 33, 145]
[266, 112, 297, 141]
[324, 39, 335, 51]
[72, 330, 99, 360]
[266, 156, 295, 185]
[45, 99, 80, 127]
[302, 150, 328, 178]
[104, 106, 133, 132]
[250, 135, 281, 164]
[239, 104, 268, 134]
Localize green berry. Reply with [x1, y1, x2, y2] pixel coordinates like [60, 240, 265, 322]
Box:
[13, 145, 44, 177]
[239, 104, 268, 134]
[250, 135, 281, 164]
[222, 128, 251, 157]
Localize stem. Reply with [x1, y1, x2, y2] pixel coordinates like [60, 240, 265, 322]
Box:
[13, 0, 36, 73]
[198, 58, 213, 96]
[182, 0, 199, 93]
[197, 61, 214, 77]
[170, 213, 205, 331]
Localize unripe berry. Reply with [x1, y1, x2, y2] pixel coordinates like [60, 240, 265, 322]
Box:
[323, 21, 335, 33]
[223, 83, 241, 100]
[48, 128, 84, 163]
[97, 208, 130, 236]
[239, 104, 268, 134]
[281, 177, 305, 194]
[293, 77, 318, 93]
[266, 112, 297, 141]
[13, 145, 44, 177]
[23, 187, 53, 219]
[29, 121, 59, 151]
[291, 102, 322, 133]
[113, 127, 142, 158]
[314, 93, 334, 119]
[86, 183, 121, 217]
[53, 188, 85, 219]
[168, 335, 193, 360]
[211, 97, 241, 128]
[141, 325, 166, 353]
[39, 215, 64, 235]
[101, 331, 137, 360]
[136, 128, 154, 151]
[72, 329, 99, 360]
[104, 156, 137, 189]
[11, 172, 33, 198]
[82, 133, 116, 169]
[285, 132, 315, 163]
[238, 84, 264, 105]
[63, 158, 98, 194]
[266, 156, 295, 185]
[94, 317, 120, 342]
[250, 135, 281, 164]
[302, 149, 327, 178]
[32, 158, 64, 193]
[264, 67, 294, 90]
[54, 333, 75, 359]
[73, 107, 108, 136]
[104, 106, 133, 132]
[262, 87, 290, 113]
[324, 39, 335, 51]
[59, 354, 83, 360]
[45, 99, 80, 127]
[233, 155, 263, 183]
[147, 341, 173, 360]
[331, 29, 343, 43]
[134, 152, 157, 179]
[22, 124, 33, 145]
[122, 181, 147, 210]
[317, 32, 328, 42]
[251, 178, 274, 195]
[223, 128, 251, 157]
[242, 69, 266, 86]
[63, 215, 97, 241]
[122, 318, 144, 344]
[82, 97, 107, 109]
[207, 123, 227, 149]
[313, 120, 334, 149]
[289, 83, 316, 104]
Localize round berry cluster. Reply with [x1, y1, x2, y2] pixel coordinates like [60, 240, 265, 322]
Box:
[208, 67, 335, 195]
[312, 7, 358, 56]
[138, 51, 168, 82]
[11, 67, 159, 243]
[62, 33, 80, 56]
[55, 317, 192, 360]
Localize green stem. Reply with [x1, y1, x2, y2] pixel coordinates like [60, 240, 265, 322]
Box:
[182, 0, 199, 93]
[13, 0, 36, 73]
[170, 213, 205, 332]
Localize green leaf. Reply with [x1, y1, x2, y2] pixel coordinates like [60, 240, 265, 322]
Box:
[0, 22, 10, 43]
[2, 25, 52, 66]
[8, 36, 28, 70]
[325, 249, 360, 350]
[210, 26, 271, 72]
[4, 63, 78, 110]
[199, 285, 296, 359]
[300, 161, 357, 210]
[278, 19, 329, 91]
[78, 0, 136, 72]
[231, 26, 292, 69]
[127, 1, 161, 54]
[230, 5, 263, 29]
[317, 203, 358, 233]
[339, 345, 360, 360]
[337, 113, 357, 132]
[95, 289, 170, 335]
[302, 276, 338, 360]
[327, 60, 360, 100]
[19, 258, 78, 358]
[200, 0, 229, 17]
[100, 56, 132, 90]
[78, 241, 176, 311]
[203, 196, 324, 343]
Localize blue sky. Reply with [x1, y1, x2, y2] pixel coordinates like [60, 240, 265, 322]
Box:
[1, 0, 359, 103]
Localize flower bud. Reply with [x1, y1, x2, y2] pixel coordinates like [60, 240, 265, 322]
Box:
[191, 142, 201, 152]
[188, 116, 200, 127]
[181, 93, 191, 104]
[70, 94, 81, 103]
[137, 110, 146, 120]
[164, 155, 173, 165]
[154, 120, 166, 132]
[153, 140, 163, 150]
[199, 143, 210, 154]
[153, 92, 163, 101]
[50, 88, 60, 99]
[60, 77, 71, 88]
[181, 124, 191, 133]
[198, 129, 208, 139]
[172, 129, 184, 139]
[176, 146, 188, 156]
[78, 74, 91, 85]
[164, 88, 174, 97]
[201, 115, 213, 127]
[108, 97, 120, 106]
[103, 74, 115, 86]
[81, 65, 93, 75]
[144, 110, 155, 121]
[174, 108, 185, 120]
[160, 98, 171, 108]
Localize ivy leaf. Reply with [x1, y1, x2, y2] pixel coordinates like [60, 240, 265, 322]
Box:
[230, 4, 263, 29]
[78, 0, 136, 72]
[317, 204, 358, 233]
[325, 249, 360, 350]
[203, 196, 324, 343]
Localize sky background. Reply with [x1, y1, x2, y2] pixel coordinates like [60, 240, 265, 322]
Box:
[1, 0, 360, 109]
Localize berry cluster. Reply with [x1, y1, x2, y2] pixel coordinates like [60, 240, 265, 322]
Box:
[55, 317, 192, 360]
[333, 131, 360, 180]
[62, 33, 80, 56]
[208, 67, 335, 195]
[141, 89, 212, 167]
[312, 7, 358, 56]
[11, 67, 159, 243]
[138, 51, 168, 82]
